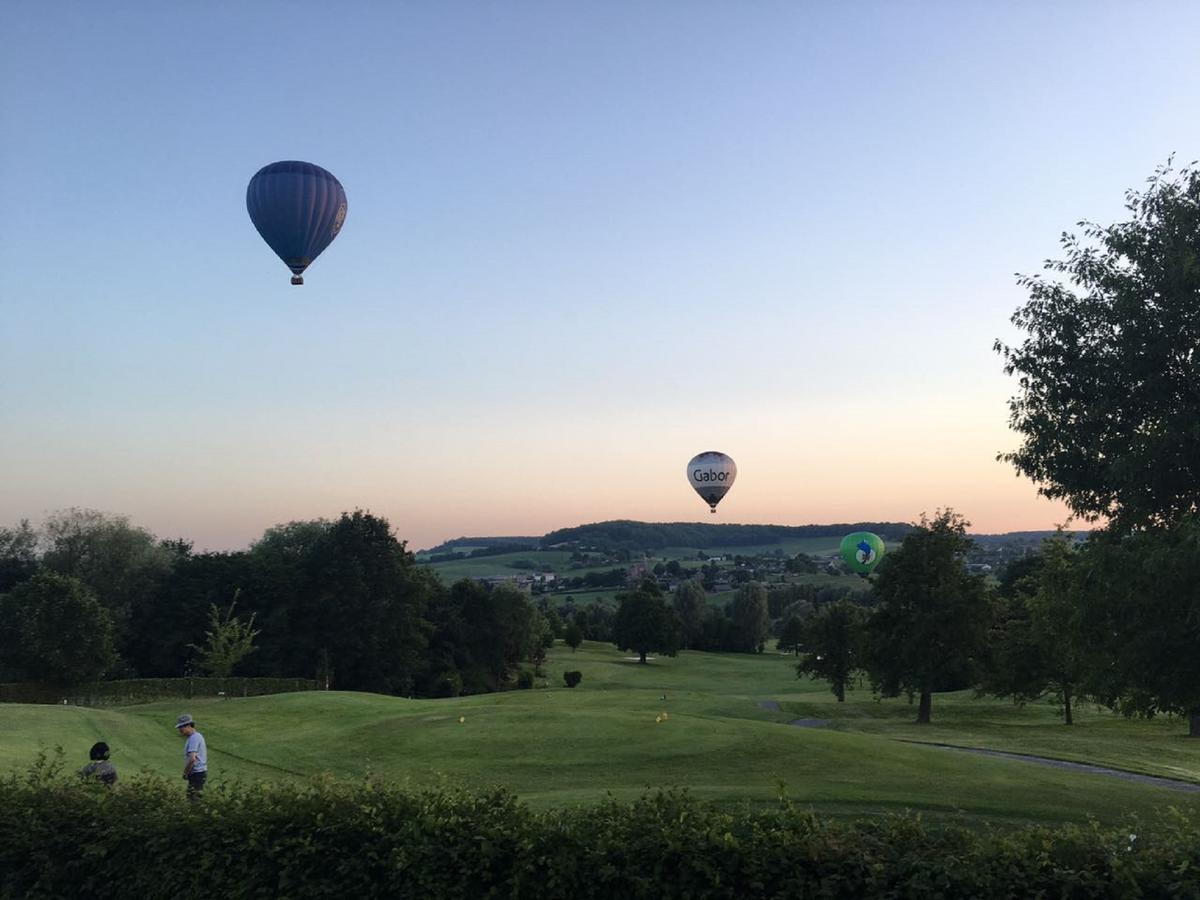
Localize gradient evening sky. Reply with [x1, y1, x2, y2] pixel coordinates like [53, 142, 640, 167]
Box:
[2, 3, 1199, 551]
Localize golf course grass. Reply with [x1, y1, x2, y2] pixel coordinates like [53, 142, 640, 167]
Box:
[2, 643, 1196, 826]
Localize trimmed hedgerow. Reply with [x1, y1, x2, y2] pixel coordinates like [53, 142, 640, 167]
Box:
[1, 754, 1197, 899]
[0, 677, 317, 707]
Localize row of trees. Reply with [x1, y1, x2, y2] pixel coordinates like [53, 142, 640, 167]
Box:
[605, 579, 774, 663]
[0, 510, 554, 696]
[793, 511, 1200, 736]
[554, 565, 862, 661]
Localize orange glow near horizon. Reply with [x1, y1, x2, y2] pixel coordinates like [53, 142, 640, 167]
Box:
[0, 393, 1074, 553]
[14, 396, 1070, 556]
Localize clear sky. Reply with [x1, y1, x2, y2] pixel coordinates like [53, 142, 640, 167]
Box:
[2, 2, 1199, 551]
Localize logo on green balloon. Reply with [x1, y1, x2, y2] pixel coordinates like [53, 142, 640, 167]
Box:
[840, 532, 885, 576]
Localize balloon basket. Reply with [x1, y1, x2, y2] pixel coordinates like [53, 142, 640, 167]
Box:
[291, 275, 304, 285]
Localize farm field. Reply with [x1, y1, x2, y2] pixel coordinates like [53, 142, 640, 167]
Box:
[421, 544, 873, 601]
[2, 643, 1195, 826]
[660, 537, 849, 558]
[547, 588, 620, 606]
[424, 549, 645, 583]
[422, 549, 577, 581]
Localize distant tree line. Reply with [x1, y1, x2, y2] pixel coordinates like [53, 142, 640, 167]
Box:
[424, 544, 540, 564]
[420, 535, 542, 556]
[0, 510, 556, 697]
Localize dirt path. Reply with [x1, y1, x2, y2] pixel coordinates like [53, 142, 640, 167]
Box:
[757, 700, 1200, 793]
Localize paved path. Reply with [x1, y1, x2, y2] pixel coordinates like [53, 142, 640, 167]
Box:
[910, 742, 1200, 793]
[756, 700, 1200, 793]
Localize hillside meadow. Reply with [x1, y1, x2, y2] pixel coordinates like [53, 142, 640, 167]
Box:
[1, 643, 1196, 827]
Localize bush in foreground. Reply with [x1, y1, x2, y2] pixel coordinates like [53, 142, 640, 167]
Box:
[1, 756, 1197, 899]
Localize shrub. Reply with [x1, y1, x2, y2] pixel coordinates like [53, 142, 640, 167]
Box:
[1, 767, 1197, 900]
[0, 768, 1195, 900]
[431, 669, 463, 698]
[516, 669, 534, 690]
[564, 671, 582, 688]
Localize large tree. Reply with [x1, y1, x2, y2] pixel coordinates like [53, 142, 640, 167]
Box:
[796, 600, 865, 702]
[998, 162, 1200, 736]
[125, 550, 257, 677]
[996, 162, 1200, 530]
[0, 519, 38, 594]
[39, 508, 174, 666]
[728, 582, 770, 653]
[671, 578, 707, 649]
[426, 580, 538, 693]
[563, 621, 583, 652]
[613, 580, 680, 664]
[0, 572, 115, 686]
[291, 511, 434, 694]
[862, 511, 991, 724]
[1081, 521, 1200, 737]
[982, 534, 1089, 724]
[775, 611, 806, 656]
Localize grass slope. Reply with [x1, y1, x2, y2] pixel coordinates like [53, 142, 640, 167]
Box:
[2, 644, 1196, 826]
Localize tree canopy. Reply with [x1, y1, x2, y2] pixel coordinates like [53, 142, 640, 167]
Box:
[0, 572, 115, 686]
[613, 580, 680, 664]
[999, 161, 1200, 737]
[982, 534, 1089, 724]
[796, 600, 866, 702]
[863, 511, 991, 724]
[1081, 521, 1200, 737]
[997, 162, 1200, 529]
[728, 583, 770, 653]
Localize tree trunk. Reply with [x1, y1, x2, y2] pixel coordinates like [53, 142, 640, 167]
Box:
[916, 690, 932, 724]
[835, 682, 845, 703]
[1190, 708, 1200, 738]
[639, 650, 647, 664]
[1063, 685, 1073, 726]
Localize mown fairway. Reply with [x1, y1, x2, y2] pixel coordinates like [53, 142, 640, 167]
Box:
[2, 643, 1196, 826]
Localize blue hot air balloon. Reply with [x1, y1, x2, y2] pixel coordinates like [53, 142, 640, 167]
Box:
[246, 161, 347, 285]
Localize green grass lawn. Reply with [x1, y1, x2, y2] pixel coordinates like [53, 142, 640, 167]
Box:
[2, 644, 1196, 826]
[422, 549, 575, 581]
[775, 683, 1200, 785]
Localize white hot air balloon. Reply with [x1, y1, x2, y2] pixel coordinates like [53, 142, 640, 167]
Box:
[686, 451, 737, 514]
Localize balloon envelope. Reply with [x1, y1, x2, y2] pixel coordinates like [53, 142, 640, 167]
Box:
[840, 532, 885, 575]
[687, 451, 736, 513]
[246, 161, 347, 283]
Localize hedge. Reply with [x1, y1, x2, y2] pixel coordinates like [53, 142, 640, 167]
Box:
[2, 756, 1197, 899]
[0, 677, 318, 707]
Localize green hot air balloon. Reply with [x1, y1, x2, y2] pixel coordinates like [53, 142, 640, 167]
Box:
[840, 532, 885, 576]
